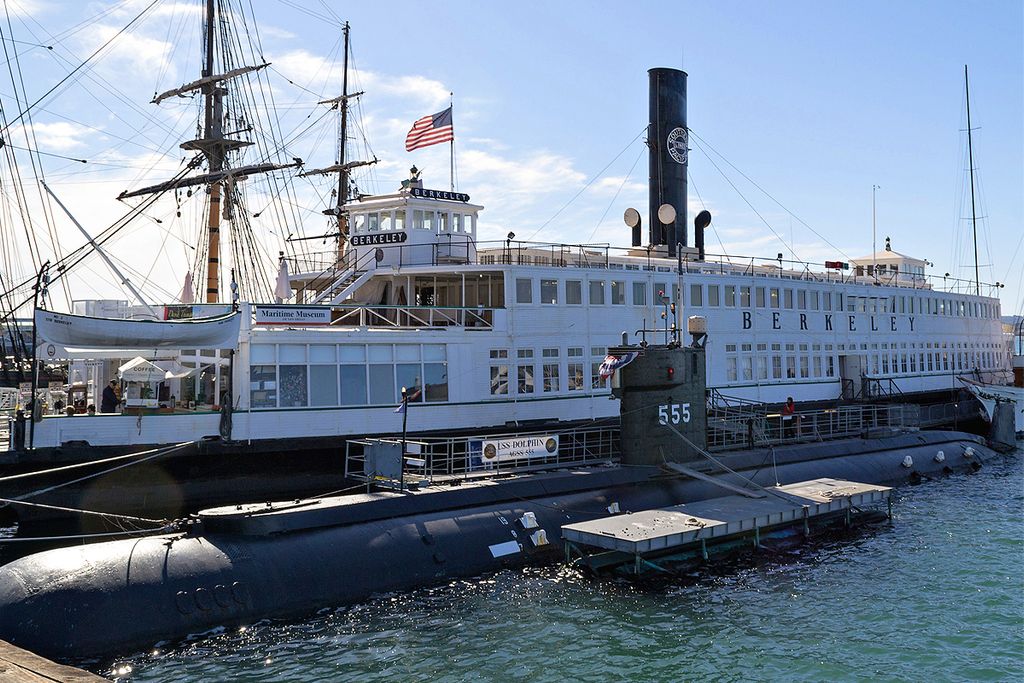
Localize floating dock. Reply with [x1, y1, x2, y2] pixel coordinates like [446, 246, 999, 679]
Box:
[562, 478, 891, 574]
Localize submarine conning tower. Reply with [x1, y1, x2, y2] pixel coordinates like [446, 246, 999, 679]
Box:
[648, 68, 688, 257]
[612, 343, 707, 466]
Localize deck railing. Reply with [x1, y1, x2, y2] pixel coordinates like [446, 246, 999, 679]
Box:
[344, 423, 619, 488]
[286, 239, 1002, 298]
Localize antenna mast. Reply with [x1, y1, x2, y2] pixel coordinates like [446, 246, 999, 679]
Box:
[965, 64, 980, 296]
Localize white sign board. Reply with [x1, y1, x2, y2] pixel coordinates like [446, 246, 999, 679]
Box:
[254, 306, 331, 326]
[481, 435, 559, 463]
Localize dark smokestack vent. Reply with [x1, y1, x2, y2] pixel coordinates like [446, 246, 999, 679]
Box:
[648, 68, 688, 256]
[624, 208, 642, 247]
[694, 210, 711, 261]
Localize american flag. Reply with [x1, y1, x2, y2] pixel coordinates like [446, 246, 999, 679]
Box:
[405, 107, 454, 152]
[598, 352, 639, 380]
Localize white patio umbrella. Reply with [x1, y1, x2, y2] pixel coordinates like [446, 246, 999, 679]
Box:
[179, 271, 195, 304]
[274, 257, 291, 303]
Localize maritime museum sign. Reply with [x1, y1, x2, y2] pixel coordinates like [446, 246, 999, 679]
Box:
[255, 306, 331, 325]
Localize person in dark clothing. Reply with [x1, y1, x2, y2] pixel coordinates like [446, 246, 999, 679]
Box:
[101, 380, 119, 413]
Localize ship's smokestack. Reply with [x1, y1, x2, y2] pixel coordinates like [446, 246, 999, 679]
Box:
[648, 68, 688, 256]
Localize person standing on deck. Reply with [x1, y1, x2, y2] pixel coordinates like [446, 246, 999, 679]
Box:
[101, 380, 119, 414]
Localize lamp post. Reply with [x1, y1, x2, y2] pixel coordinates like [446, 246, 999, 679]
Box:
[505, 231, 515, 264]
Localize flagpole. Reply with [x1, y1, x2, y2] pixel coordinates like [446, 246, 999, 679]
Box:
[449, 92, 454, 191]
[400, 386, 409, 491]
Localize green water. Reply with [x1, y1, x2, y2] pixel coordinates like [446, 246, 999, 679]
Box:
[102, 453, 1022, 682]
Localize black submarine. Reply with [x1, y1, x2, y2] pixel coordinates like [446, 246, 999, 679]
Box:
[0, 335, 999, 660]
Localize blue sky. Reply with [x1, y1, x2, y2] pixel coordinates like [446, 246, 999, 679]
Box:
[3, 0, 1022, 313]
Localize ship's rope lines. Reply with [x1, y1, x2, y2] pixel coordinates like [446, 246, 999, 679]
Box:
[0, 160, 199, 316]
[688, 133, 801, 263]
[587, 143, 646, 242]
[0, 0, 160, 138]
[0, 527, 174, 543]
[686, 128, 854, 264]
[346, 42, 383, 198]
[226, 0, 311, 278]
[273, 0, 343, 27]
[0, 497, 169, 528]
[1, 10, 70, 307]
[689, 168, 731, 263]
[0, 441, 195, 510]
[525, 127, 648, 242]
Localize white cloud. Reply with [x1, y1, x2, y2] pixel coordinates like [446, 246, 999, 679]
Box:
[12, 121, 93, 151]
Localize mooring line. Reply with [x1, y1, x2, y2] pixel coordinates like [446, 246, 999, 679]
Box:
[0, 441, 196, 483]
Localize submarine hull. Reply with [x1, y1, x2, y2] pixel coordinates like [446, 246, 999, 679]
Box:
[0, 431, 998, 660]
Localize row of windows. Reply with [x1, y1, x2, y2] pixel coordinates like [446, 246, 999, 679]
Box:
[516, 277, 676, 306]
[350, 209, 476, 235]
[489, 347, 609, 396]
[248, 343, 447, 408]
[721, 340, 1005, 383]
[511, 275, 999, 320]
[687, 284, 999, 319]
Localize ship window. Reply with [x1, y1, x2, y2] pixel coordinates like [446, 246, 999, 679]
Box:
[541, 279, 558, 304]
[589, 280, 605, 305]
[424, 363, 448, 401]
[464, 214, 475, 235]
[438, 212, 449, 232]
[742, 356, 753, 381]
[396, 364, 422, 402]
[310, 366, 338, 406]
[367, 213, 379, 231]
[368, 345, 392, 362]
[797, 289, 807, 309]
[351, 214, 366, 233]
[309, 345, 335, 363]
[568, 347, 584, 357]
[568, 361, 584, 391]
[823, 292, 832, 311]
[421, 210, 435, 231]
[725, 344, 737, 352]
[770, 287, 780, 308]
[772, 355, 782, 380]
[396, 345, 420, 361]
[490, 360, 508, 395]
[516, 278, 533, 304]
[279, 365, 308, 407]
[452, 214, 462, 232]
[758, 287, 767, 308]
[424, 345, 446, 361]
[689, 284, 703, 307]
[394, 210, 406, 231]
[725, 285, 736, 307]
[566, 280, 583, 305]
[757, 355, 768, 380]
[369, 364, 395, 404]
[826, 356, 835, 377]
[340, 366, 367, 405]
[611, 281, 626, 305]
[708, 285, 720, 307]
[813, 356, 822, 378]
[786, 357, 796, 379]
[726, 357, 737, 382]
[340, 345, 366, 362]
[249, 365, 276, 408]
[278, 344, 305, 363]
[799, 356, 809, 378]
[740, 286, 751, 307]
[784, 289, 794, 309]
[633, 282, 647, 305]
[251, 344, 274, 364]
[810, 291, 818, 310]
[380, 212, 393, 231]
[655, 283, 669, 302]
[742, 343, 752, 352]
[543, 355, 560, 392]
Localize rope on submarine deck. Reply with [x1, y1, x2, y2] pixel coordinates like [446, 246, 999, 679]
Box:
[0, 441, 197, 540]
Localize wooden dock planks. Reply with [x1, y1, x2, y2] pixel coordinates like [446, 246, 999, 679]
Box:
[0, 639, 107, 682]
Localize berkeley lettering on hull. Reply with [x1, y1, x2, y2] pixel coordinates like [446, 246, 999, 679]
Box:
[350, 232, 408, 247]
[410, 187, 470, 202]
[482, 435, 559, 463]
[255, 306, 331, 326]
[740, 312, 916, 333]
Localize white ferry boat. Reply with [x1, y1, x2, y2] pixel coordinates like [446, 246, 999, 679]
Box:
[9, 56, 1009, 459]
[21, 162, 1007, 457]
